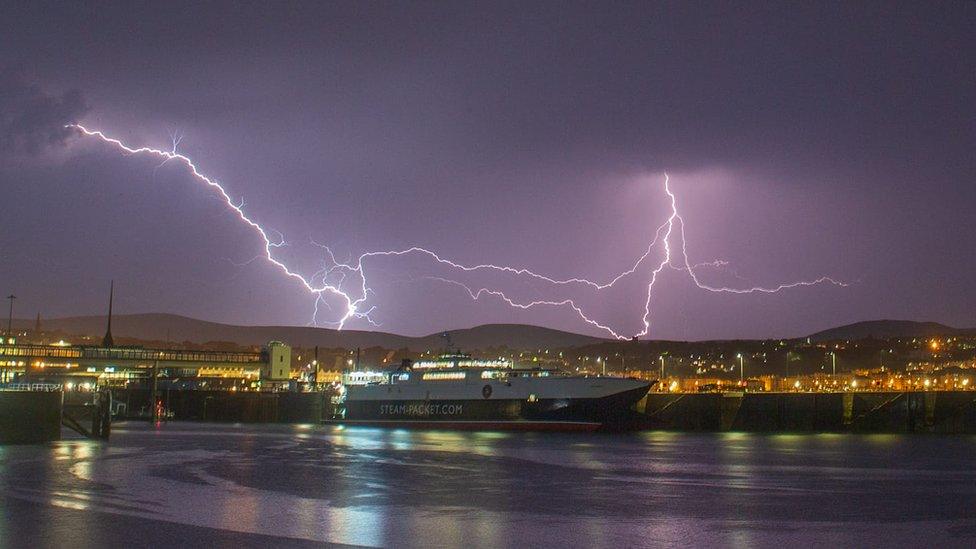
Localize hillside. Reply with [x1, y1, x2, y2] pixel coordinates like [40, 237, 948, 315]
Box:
[14, 313, 607, 351]
[807, 320, 970, 342]
[16, 314, 974, 350]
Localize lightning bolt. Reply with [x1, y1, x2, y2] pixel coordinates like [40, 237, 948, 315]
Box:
[68, 124, 373, 329]
[423, 175, 845, 339]
[67, 124, 847, 339]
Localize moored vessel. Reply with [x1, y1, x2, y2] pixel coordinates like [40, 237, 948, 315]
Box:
[337, 352, 653, 430]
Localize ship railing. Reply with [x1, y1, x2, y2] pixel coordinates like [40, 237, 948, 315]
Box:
[0, 382, 63, 392]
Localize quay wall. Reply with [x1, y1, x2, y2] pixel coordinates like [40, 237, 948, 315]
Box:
[114, 389, 331, 423]
[108, 388, 976, 433]
[641, 391, 976, 433]
[0, 391, 62, 443]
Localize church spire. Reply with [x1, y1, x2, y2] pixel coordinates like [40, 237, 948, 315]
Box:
[102, 280, 114, 348]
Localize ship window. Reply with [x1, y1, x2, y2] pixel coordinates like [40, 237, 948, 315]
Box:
[421, 372, 467, 381]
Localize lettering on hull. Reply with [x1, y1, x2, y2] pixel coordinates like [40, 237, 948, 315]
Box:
[379, 403, 464, 416]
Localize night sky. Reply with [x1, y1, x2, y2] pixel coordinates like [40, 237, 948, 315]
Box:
[1, 3, 973, 339]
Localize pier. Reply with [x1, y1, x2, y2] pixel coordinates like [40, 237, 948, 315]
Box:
[0, 384, 112, 443]
[641, 390, 976, 433]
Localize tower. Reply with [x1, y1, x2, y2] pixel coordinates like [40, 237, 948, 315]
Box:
[102, 281, 114, 348]
[262, 341, 291, 381]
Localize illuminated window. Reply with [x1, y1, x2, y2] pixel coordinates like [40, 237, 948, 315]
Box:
[421, 372, 467, 381]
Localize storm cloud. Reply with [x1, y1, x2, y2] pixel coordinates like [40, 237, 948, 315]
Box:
[0, 67, 87, 156]
[0, 3, 973, 339]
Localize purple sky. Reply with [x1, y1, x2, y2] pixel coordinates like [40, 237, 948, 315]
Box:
[1, 3, 974, 340]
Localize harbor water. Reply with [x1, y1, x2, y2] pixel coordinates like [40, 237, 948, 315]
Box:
[2, 423, 976, 547]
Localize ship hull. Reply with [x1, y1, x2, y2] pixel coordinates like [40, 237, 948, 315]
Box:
[341, 384, 650, 430]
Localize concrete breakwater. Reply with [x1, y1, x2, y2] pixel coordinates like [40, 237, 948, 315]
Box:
[640, 391, 976, 433]
[0, 391, 62, 443]
[114, 389, 332, 423]
[95, 389, 976, 433]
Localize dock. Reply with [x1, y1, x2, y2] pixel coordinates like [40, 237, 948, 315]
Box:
[641, 391, 976, 433]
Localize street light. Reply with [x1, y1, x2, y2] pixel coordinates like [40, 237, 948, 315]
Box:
[737, 353, 744, 382]
[659, 355, 665, 381]
[880, 349, 892, 372]
[5, 294, 15, 338]
[830, 351, 836, 376]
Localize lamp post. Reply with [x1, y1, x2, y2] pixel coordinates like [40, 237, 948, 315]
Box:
[830, 351, 836, 376]
[313, 345, 320, 389]
[659, 355, 665, 381]
[737, 353, 744, 383]
[150, 356, 160, 423]
[880, 349, 891, 372]
[5, 294, 15, 338]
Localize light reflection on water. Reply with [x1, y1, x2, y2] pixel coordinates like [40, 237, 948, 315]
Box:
[1, 424, 976, 547]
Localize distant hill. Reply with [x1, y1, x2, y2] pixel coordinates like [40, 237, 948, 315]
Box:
[807, 320, 971, 342]
[16, 314, 974, 350]
[14, 313, 607, 351]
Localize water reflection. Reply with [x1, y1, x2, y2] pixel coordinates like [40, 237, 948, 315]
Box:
[1, 424, 976, 547]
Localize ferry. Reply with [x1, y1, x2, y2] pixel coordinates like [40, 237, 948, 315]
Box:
[337, 353, 653, 431]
